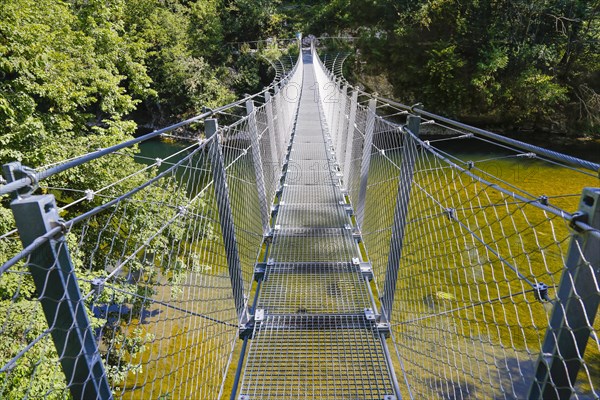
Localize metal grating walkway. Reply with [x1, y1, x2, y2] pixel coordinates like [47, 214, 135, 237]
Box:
[239, 51, 398, 399]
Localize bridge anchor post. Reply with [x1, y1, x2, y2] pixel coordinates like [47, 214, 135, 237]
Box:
[3, 162, 111, 400]
[528, 187, 600, 400]
[205, 119, 249, 322]
[356, 98, 377, 227]
[380, 115, 421, 321]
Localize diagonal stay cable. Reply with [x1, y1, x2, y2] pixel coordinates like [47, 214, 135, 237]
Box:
[0, 142, 208, 276]
[87, 282, 238, 328]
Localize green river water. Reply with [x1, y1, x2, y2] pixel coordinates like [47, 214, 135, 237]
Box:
[134, 136, 600, 398]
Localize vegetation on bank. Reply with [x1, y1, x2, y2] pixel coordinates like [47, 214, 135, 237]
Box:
[291, 0, 600, 137]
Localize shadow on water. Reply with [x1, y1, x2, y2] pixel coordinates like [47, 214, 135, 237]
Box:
[446, 356, 598, 399]
[92, 304, 162, 327]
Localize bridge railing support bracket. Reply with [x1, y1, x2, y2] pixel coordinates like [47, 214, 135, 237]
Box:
[254, 259, 273, 282]
[1, 168, 112, 400]
[360, 262, 373, 280]
[206, 119, 248, 321]
[380, 115, 421, 322]
[239, 309, 264, 340]
[528, 187, 600, 400]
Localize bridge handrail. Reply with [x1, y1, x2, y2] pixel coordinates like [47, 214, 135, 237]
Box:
[390, 98, 600, 176]
[312, 45, 600, 177]
[0, 57, 302, 198]
[0, 48, 303, 399]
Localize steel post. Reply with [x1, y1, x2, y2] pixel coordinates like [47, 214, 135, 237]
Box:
[273, 86, 287, 162]
[342, 90, 359, 189]
[264, 92, 282, 169]
[335, 84, 349, 163]
[330, 78, 341, 146]
[206, 120, 248, 320]
[528, 187, 600, 400]
[246, 100, 270, 235]
[356, 98, 377, 227]
[3, 162, 111, 400]
[380, 116, 421, 321]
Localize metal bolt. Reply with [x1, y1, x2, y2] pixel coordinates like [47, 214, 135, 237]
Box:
[533, 282, 550, 302]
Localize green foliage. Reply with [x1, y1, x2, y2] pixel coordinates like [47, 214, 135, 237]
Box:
[223, 0, 283, 42]
[300, 0, 600, 136]
[0, 300, 67, 399]
[125, 0, 236, 123]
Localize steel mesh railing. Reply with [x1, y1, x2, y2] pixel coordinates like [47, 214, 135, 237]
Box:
[1, 39, 598, 399]
[0, 52, 302, 399]
[1, 140, 241, 399]
[313, 45, 600, 400]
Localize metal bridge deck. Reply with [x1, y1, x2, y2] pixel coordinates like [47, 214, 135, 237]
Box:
[239, 52, 397, 399]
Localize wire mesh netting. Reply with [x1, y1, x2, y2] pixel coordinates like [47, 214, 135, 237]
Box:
[1, 40, 598, 400]
[0, 54, 302, 399]
[314, 46, 600, 399]
[1, 141, 242, 399]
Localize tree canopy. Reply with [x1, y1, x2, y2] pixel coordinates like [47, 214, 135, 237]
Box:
[299, 0, 600, 136]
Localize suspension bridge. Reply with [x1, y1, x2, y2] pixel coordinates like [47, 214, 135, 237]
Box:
[0, 41, 599, 400]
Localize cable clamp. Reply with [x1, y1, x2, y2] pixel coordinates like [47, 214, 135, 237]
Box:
[20, 166, 39, 197]
[517, 152, 536, 159]
[533, 282, 551, 302]
[410, 102, 424, 113]
[177, 206, 188, 216]
[569, 211, 588, 232]
[91, 278, 105, 299]
[85, 189, 95, 201]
